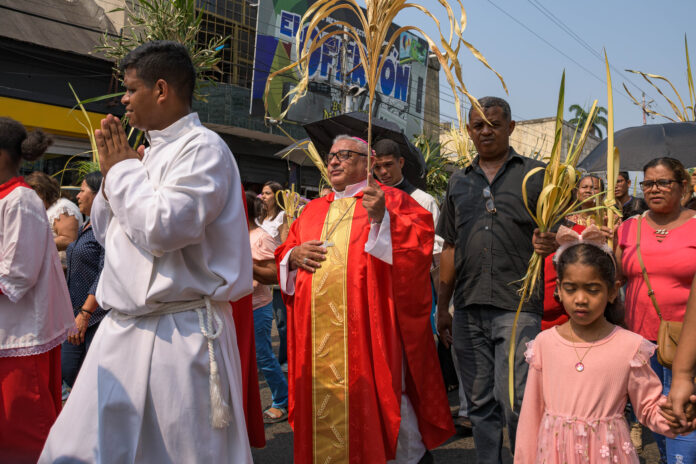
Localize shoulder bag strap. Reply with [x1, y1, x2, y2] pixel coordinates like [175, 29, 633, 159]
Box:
[635, 214, 663, 320]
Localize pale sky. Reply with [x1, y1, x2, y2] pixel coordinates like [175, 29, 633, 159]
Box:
[398, 0, 696, 135]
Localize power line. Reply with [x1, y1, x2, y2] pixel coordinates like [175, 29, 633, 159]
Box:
[485, 0, 644, 110]
[525, 0, 664, 114]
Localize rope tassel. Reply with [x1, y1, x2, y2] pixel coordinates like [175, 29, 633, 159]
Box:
[197, 298, 232, 428]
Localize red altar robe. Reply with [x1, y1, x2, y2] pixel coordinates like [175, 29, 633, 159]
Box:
[275, 185, 454, 463]
[230, 294, 265, 448]
[230, 184, 265, 448]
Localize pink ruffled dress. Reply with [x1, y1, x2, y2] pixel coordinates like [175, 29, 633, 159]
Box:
[515, 326, 675, 463]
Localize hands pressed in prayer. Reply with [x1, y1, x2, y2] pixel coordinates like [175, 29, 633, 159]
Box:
[290, 240, 327, 273]
[362, 174, 385, 224]
[94, 114, 144, 178]
[532, 229, 557, 257]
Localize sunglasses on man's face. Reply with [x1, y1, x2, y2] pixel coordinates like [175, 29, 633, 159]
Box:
[483, 186, 496, 214]
[325, 150, 367, 163]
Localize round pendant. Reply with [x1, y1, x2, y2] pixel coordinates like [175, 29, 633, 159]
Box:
[575, 362, 585, 372]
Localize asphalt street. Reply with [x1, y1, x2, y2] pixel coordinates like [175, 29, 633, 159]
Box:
[251, 327, 660, 463]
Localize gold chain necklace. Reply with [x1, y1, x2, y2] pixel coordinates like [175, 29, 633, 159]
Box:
[321, 198, 357, 247]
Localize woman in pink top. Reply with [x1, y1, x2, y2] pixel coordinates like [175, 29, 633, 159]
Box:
[246, 191, 289, 423]
[616, 157, 696, 462]
[516, 237, 674, 463]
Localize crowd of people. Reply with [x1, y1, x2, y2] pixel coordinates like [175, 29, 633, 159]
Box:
[2, 40, 696, 464]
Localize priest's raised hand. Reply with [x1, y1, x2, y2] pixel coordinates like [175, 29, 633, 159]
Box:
[95, 114, 144, 178]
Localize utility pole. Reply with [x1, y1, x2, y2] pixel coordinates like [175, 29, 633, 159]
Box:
[640, 92, 654, 125]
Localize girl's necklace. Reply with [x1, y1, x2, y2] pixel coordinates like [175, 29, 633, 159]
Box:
[569, 326, 603, 373]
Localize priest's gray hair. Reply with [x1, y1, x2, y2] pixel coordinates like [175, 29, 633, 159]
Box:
[332, 134, 368, 155]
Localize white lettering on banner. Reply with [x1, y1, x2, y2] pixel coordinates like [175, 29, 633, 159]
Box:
[277, 10, 412, 103]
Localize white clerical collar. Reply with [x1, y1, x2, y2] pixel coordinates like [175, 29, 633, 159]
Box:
[145, 112, 200, 146]
[392, 177, 404, 188]
[333, 179, 367, 199]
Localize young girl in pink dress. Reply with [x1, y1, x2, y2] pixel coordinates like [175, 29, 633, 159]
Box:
[515, 226, 675, 463]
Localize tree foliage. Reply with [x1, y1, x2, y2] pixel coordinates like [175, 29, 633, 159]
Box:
[95, 0, 227, 101]
[568, 104, 608, 138]
[413, 134, 452, 203]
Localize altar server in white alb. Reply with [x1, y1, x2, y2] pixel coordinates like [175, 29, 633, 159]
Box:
[40, 41, 254, 463]
[0, 118, 74, 464]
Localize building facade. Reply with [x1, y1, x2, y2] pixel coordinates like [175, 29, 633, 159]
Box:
[510, 116, 602, 163]
[1, 0, 441, 195]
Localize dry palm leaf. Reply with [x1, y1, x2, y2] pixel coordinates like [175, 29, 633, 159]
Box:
[272, 123, 331, 186]
[508, 71, 609, 408]
[263, 0, 506, 176]
[54, 85, 143, 186]
[440, 110, 474, 168]
[276, 184, 304, 225]
[623, 35, 696, 122]
[604, 50, 619, 248]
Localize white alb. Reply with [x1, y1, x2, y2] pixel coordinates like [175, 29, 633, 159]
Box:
[40, 113, 254, 463]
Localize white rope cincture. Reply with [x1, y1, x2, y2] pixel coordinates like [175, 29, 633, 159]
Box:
[196, 297, 232, 428]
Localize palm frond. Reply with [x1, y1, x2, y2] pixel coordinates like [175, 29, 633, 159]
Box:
[623, 36, 695, 122]
[509, 71, 606, 409]
[263, 0, 505, 177]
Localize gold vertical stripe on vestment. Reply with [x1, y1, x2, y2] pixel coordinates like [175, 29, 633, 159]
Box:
[311, 198, 355, 464]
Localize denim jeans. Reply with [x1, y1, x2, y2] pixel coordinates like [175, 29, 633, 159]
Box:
[650, 352, 696, 464]
[453, 305, 540, 464]
[254, 302, 288, 409]
[272, 288, 287, 365]
[61, 321, 101, 388]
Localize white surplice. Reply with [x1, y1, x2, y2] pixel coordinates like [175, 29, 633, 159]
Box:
[40, 113, 254, 463]
[0, 183, 73, 356]
[409, 187, 443, 255]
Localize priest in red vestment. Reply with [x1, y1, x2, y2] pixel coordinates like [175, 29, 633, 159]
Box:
[275, 135, 454, 463]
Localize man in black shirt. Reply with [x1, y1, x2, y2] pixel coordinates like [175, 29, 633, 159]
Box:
[615, 171, 647, 220]
[436, 97, 556, 463]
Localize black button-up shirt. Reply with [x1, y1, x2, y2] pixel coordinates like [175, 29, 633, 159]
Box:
[437, 148, 545, 314]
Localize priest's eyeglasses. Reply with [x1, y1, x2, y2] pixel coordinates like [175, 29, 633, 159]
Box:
[639, 179, 678, 191]
[326, 150, 367, 163]
[483, 186, 496, 214]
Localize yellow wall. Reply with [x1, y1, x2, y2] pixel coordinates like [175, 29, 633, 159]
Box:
[0, 96, 106, 138]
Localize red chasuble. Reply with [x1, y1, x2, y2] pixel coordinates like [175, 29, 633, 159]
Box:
[275, 185, 454, 463]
